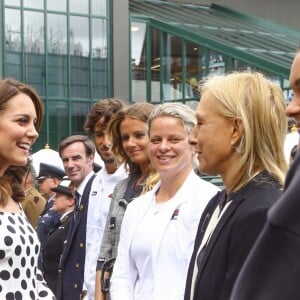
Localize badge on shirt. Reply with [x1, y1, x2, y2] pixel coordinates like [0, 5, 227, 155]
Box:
[171, 208, 180, 220]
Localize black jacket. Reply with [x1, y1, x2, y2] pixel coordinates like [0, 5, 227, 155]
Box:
[231, 153, 300, 300]
[184, 172, 282, 300]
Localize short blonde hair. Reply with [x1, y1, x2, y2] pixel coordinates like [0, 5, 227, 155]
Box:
[148, 102, 196, 135]
[200, 71, 288, 190]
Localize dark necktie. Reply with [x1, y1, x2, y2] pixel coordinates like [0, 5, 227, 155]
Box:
[74, 191, 80, 220]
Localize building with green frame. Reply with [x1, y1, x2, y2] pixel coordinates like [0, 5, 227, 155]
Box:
[1, 0, 299, 151]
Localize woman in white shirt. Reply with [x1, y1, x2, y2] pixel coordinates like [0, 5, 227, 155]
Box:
[110, 103, 219, 300]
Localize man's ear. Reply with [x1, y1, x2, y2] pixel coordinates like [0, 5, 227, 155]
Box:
[88, 154, 95, 166]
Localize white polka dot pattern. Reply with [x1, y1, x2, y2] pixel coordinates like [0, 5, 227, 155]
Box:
[0, 211, 56, 300]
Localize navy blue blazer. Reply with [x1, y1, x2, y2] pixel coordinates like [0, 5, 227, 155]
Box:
[231, 153, 300, 300]
[56, 174, 96, 300]
[42, 211, 74, 296]
[184, 172, 282, 300]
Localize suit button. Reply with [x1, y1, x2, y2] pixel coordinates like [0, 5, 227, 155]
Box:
[80, 242, 84, 247]
[76, 263, 80, 268]
[74, 284, 78, 288]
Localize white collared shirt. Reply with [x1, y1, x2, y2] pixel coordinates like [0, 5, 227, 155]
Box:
[84, 164, 127, 300]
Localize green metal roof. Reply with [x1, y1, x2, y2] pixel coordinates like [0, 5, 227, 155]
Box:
[129, 0, 300, 78]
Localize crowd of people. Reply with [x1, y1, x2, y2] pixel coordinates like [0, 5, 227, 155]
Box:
[0, 48, 300, 300]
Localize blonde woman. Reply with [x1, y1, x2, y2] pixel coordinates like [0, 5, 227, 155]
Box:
[110, 103, 219, 299]
[185, 71, 287, 300]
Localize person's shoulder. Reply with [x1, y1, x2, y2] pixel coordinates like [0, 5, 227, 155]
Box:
[268, 154, 300, 230]
[188, 171, 221, 194]
[25, 187, 46, 204]
[113, 176, 131, 191]
[238, 179, 282, 212]
[126, 186, 157, 212]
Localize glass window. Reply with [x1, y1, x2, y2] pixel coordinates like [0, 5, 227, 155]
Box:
[92, 18, 108, 99]
[185, 42, 203, 99]
[92, 18, 107, 59]
[71, 101, 91, 134]
[91, 0, 107, 16]
[47, 14, 67, 97]
[151, 28, 161, 103]
[48, 54, 68, 97]
[5, 8, 22, 79]
[47, 14, 67, 55]
[24, 11, 45, 54]
[48, 101, 70, 146]
[233, 58, 252, 72]
[5, 52, 22, 81]
[5, 8, 21, 52]
[23, 11, 45, 95]
[47, 0, 66, 12]
[161, 33, 183, 101]
[70, 16, 89, 57]
[4, 0, 20, 6]
[23, 0, 43, 9]
[69, 0, 88, 14]
[207, 50, 225, 77]
[131, 22, 147, 102]
[70, 16, 90, 98]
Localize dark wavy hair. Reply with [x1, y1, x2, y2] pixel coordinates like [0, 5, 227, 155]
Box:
[84, 98, 125, 136]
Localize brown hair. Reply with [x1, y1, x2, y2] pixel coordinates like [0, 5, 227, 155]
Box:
[0, 78, 44, 131]
[84, 98, 125, 136]
[0, 79, 43, 204]
[58, 135, 95, 157]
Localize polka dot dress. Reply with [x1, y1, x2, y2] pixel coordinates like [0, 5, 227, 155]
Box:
[0, 210, 56, 300]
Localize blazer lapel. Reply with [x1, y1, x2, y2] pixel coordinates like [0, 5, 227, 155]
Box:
[195, 197, 244, 281]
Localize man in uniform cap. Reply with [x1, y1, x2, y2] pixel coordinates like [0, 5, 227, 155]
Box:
[41, 180, 75, 297]
[35, 162, 66, 244]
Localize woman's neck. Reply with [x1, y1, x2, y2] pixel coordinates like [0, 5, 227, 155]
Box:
[156, 167, 192, 203]
[0, 197, 21, 213]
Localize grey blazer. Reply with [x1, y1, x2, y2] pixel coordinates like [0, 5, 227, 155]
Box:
[97, 177, 131, 269]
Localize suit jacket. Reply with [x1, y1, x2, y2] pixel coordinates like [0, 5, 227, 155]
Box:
[56, 173, 96, 300]
[184, 172, 283, 300]
[111, 171, 219, 300]
[231, 153, 300, 300]
[42, 210, 74, 296]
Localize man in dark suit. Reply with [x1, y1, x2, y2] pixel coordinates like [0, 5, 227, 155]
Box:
[56, 135, 97, 300]
[42, 180, 75, 297]
[35, 162, 66, 242]
[230, 49, 300, 300]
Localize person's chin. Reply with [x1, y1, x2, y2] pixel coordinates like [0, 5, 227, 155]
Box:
[103, 158, 116, 164]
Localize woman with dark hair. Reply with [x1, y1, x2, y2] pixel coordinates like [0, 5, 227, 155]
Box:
[0, 78, 55, 299]
[95, 103, 159, 300]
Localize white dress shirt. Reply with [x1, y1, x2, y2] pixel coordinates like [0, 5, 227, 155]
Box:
[84, 164, 127, 300]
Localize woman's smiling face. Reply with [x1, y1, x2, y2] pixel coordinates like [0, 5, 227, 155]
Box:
[149, 116, 194, 177]
[0, 93, 38, 175]
[120, 117, 150, 169]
